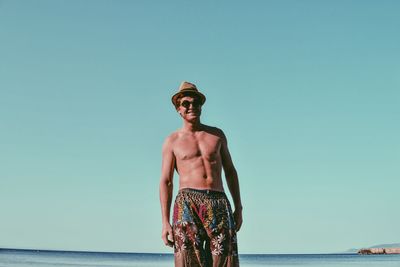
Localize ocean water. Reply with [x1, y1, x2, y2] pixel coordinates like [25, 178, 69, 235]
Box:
[1, 249, 400, 267]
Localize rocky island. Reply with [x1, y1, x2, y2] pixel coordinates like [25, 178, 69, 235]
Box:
[358, 248, 400, 254]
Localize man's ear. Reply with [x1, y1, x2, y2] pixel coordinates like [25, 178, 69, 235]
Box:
[176, 107, 183, 116]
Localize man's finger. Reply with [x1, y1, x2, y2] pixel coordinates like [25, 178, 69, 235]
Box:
[235, 217, 242, 232]
[162, 235, 168, 246]
[236, 222, 241, 232]
[167, 230, 175, 247]
[163, 237, 174, 247]
[162, 233, 174, 247]
[168, 229, 175, 242]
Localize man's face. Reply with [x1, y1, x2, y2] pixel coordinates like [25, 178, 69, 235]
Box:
[177, 95, 202, 121]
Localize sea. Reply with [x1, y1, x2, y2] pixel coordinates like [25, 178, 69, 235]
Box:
[1, 249, 400, 267]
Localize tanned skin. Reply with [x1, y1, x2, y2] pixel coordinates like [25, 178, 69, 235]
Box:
[159, 95, 243, 248]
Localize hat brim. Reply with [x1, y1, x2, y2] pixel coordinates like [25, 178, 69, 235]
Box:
[171, 89, 206, 107]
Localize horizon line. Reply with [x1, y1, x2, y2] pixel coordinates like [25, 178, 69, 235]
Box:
[0, 247, 356, 255]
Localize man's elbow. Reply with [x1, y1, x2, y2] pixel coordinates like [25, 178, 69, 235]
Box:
[224, 167, 237, 178]
[160, 176, 173, 187]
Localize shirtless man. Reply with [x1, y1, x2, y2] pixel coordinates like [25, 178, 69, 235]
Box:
[159, 81, 243, 267]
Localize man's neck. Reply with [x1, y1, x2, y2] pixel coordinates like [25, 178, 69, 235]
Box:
[182, 120, 202, 132]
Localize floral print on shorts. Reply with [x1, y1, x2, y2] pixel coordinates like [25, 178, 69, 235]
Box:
[172, 188, 239, 267]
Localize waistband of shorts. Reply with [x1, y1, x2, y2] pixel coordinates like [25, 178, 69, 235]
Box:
[179, 188, 227, 198]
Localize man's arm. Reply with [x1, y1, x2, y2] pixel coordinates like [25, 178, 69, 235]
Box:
[159, 136, 175, 247]
[220, 130, 243, 231]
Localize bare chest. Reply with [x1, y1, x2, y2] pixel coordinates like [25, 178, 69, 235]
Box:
[174, 133, 221, 161]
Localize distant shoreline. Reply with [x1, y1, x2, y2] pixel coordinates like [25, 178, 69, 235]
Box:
[358, 248, 400, 255]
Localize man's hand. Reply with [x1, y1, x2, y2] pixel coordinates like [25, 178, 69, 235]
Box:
[233, 208, 243, 232]
[161, 223, 174, 247]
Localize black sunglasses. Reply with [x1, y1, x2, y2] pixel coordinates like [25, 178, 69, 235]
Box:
[180, 100, 201, 108]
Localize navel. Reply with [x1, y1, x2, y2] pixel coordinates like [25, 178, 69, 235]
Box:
[203, 174, 207, 179]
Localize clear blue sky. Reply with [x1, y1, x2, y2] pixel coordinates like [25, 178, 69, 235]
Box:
[0, 0, 399, 254]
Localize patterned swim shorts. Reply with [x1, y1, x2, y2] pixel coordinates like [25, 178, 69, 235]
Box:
[172, 188, 239, 267]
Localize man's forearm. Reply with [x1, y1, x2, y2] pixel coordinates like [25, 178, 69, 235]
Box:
[159, 179, 173, 224]
[225, 168, 242, 210]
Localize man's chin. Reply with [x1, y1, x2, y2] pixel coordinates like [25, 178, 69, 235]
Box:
[186, 113, 200, 118]
[185, 114, 200, 121]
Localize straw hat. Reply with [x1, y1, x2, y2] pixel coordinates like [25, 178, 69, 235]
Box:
[171, 81, 206, 107]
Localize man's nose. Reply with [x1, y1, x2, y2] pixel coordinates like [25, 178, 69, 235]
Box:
[187, 103, 199, 109]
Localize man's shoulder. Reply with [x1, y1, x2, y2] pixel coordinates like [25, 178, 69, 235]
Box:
[165, 130, 179, 141]
[202, 124, 226, 138]
[164, 131, 180, 143]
